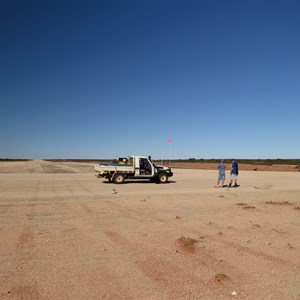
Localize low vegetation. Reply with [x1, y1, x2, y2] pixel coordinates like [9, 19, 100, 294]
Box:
[0, 158, 32, 161]
[176, 158, 300, 165]
[42, 158, 300, 165]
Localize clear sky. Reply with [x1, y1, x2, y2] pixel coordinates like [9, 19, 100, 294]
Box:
[1, 0, 299, 159]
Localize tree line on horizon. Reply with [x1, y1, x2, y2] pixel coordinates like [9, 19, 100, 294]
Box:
[1, 158, 298, 165]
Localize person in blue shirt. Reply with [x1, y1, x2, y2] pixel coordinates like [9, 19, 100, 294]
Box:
[216, 159, 226, 187]
[228, 159, 239, 187]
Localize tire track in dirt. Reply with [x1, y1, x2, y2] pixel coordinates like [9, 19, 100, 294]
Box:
[151, 217, 300, 298]
[86, 198, 246, 298]
[31, 206, 148, 299]
[136, 254, 208, 298]
[172, 214, 300, 272]
[167, 220, 300, 299]
[15, 190, 289, 299]
[208, 234, 300, 270]
[103, 229, 244, 299]
[141, 235, 247, 298]
[3, 198, 132, 299]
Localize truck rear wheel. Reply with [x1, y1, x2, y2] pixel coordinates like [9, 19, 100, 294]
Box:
[113, 173, 125, 184]
[158, 172, 168, 183]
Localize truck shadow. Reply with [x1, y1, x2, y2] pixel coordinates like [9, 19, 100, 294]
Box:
[103, 180, 176, 184]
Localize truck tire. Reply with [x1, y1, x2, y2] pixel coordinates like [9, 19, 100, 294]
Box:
[113, 173, 125, 184]
[158, 172, 168, 183]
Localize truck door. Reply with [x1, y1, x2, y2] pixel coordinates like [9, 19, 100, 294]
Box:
[138, 158, 154, 177]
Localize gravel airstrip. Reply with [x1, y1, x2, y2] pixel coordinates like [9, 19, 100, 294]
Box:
[0, 160, 300, 299]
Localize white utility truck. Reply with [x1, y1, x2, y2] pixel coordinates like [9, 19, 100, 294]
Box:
[95, 155, 173, 184]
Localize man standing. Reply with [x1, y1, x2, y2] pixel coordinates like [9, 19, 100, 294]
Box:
[216, 159, 226, 187]
[229, 159, 239, 187]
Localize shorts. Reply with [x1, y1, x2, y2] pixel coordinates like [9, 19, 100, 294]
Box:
[218, 174, 225, 181]
[231, 174, 238, 180]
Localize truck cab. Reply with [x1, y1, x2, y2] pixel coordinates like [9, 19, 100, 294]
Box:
[135, 156, 154, 177]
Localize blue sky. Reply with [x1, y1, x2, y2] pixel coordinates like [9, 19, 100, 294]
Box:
[1, 0, 299, 159]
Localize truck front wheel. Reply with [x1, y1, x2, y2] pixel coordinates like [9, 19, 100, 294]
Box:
[113, 173, 125, 184]
[158, 172, 168, 183]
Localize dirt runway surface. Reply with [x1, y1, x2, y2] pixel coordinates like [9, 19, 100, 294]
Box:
[1, 160, 300, 299]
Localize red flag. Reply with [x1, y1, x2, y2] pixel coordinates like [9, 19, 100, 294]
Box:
[168, 137, 172, 143]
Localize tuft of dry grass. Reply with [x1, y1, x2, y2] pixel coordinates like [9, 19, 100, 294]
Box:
[243, 205, 256, 209]
[236, 203, 256, 209]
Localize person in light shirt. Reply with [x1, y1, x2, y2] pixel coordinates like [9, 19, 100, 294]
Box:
[216, 159, 226, 188]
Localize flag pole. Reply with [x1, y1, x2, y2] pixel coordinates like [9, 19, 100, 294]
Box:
[168, 137, 172, 167]
[169, 142, 170, 166]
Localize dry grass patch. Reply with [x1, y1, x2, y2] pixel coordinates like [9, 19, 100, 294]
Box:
[236, 203, 256, 209]
[243, 205, 256, 209]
